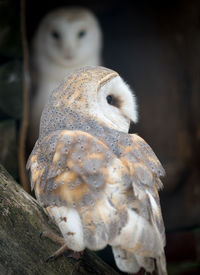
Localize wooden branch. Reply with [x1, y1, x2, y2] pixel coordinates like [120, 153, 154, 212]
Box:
[0, 165, 119, 275]
[18, 0, 31, 193]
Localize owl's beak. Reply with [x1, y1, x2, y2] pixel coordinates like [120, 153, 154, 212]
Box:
[63, 46, 75, 60]
[64, 53, 74, 60]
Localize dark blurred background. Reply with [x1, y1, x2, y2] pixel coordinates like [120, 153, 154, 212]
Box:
[0, 0, 200, 274]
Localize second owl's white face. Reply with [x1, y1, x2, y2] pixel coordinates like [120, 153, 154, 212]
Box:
[34, 8, 102, 68]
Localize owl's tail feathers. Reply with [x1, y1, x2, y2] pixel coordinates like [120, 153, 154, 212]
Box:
[112, 246, 168, 274]
[112, 246, 155, 274]
[156, 252, 168, 275]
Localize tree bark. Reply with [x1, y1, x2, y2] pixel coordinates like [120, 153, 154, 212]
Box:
[0, 164, 119, 275]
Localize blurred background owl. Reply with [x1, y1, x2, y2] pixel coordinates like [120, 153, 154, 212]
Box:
[28, 7, 103, 150]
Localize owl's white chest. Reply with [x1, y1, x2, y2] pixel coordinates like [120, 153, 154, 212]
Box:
[33, 53, 101, 112]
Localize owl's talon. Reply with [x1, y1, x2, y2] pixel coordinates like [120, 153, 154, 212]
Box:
[45, 255, 55, 262]
[45, 243, 68, 262]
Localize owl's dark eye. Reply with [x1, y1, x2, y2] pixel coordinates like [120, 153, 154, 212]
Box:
[106, 94, 121, 108]
[51, 30, 60, 40]
[106, 95, 113, 105]
[78, 30, 86, 38]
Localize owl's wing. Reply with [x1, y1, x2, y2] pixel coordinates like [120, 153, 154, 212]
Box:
[120, 133, 165, 234]
[114, 133, 167, 274]
[27, 129, 131, 251]
[121, 133, 165, 191]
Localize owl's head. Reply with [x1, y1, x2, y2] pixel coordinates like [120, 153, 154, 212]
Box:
[33, 7, 102, 67]
[43, 66, 138, 134]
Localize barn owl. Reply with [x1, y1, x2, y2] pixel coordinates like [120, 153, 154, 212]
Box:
[27, 66, 167, 274]
[28, 7, 102, 148]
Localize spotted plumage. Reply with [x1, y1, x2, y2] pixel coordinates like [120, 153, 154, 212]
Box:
[27, 66, 167, 274]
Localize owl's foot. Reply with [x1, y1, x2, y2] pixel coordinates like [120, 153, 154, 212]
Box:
[40, 230, 65, 245]
[40, 230, 68, 261]
[40, 230, 84, 262]
[46, 243, 68, 262]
